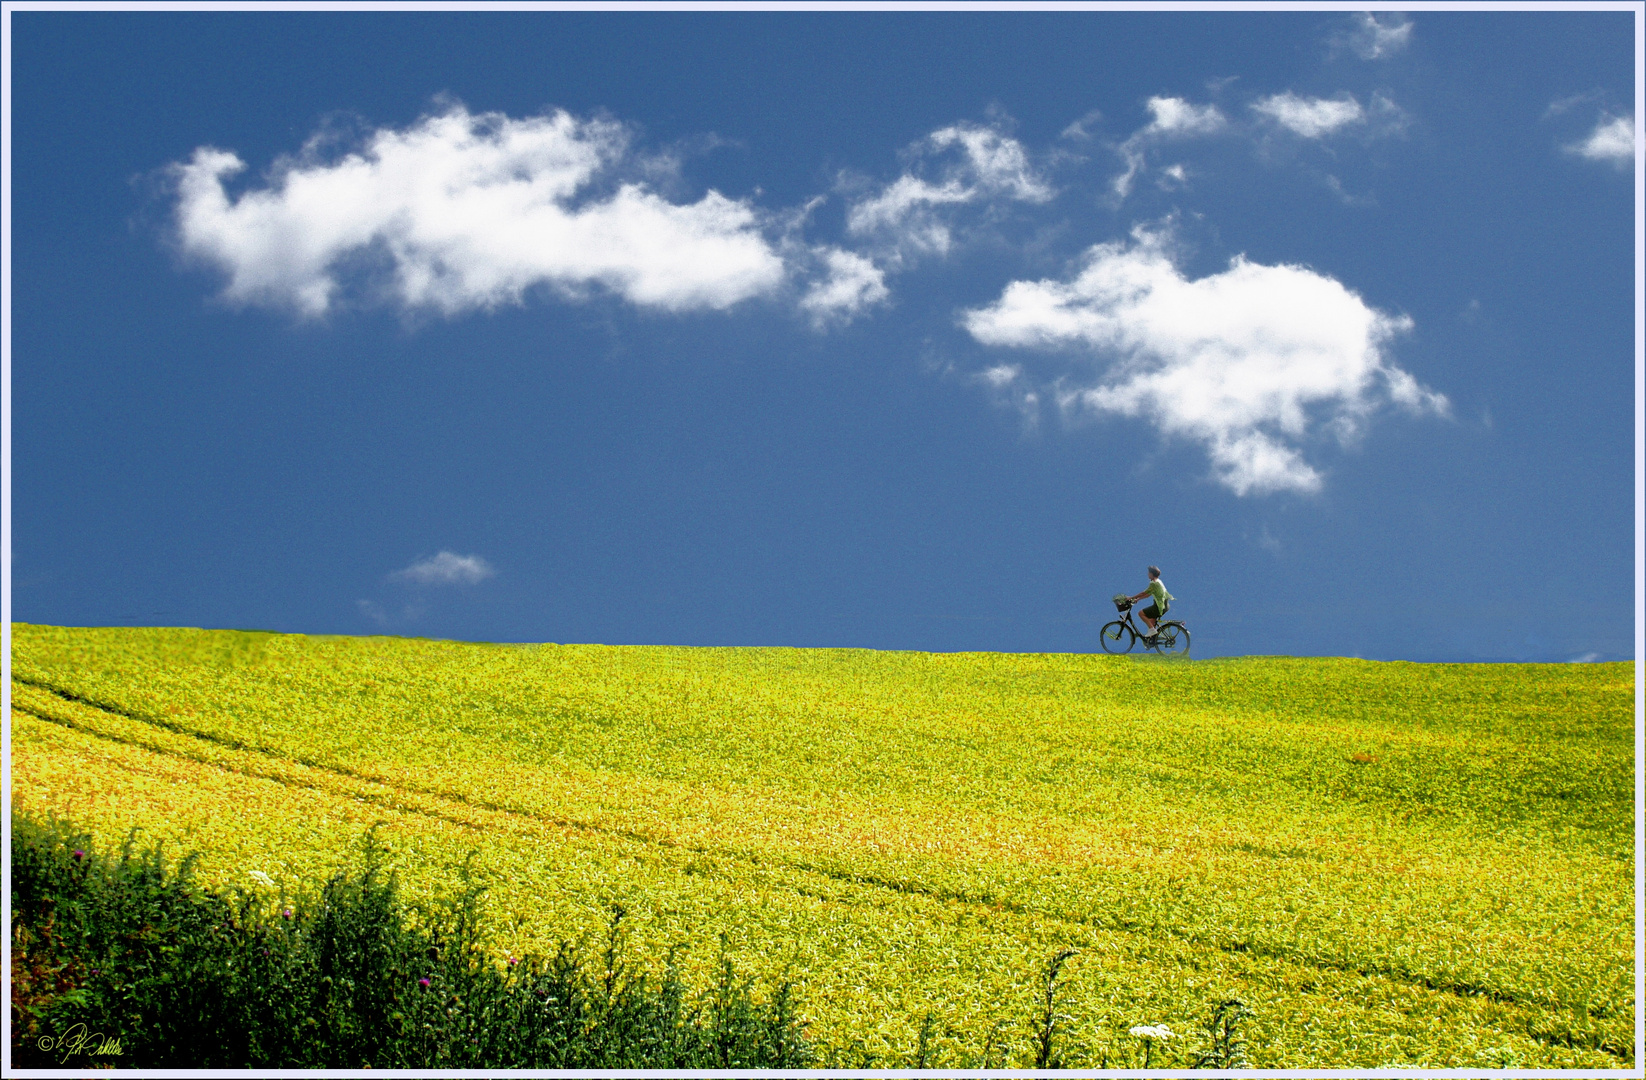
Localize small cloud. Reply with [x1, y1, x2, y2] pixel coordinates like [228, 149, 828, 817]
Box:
[1324, 174, 1376, 208]
[847, 174, 972, 254]
[1336, 13, 1413, 60]
[980, 363, 1021, 388]
[1252, 93, 1365, 139]
[931, 123, 1055, 202]
[1546, 92, 1603, 119]
[1061, 109, 1105, 141]
[1157, 164, 1189, 190]
[1566, 114, 1635, 167]
[973, 363, 1040, 430]
[1143, 96, 1227, 138]
[845, 120, 1054, 257]
[1111, 97, 1226, 198]
[391, 551, 496, 585]
[1569, 651, 1603, 664]
[798, 247, 889, 327]
[1365, 93, 1411, 135]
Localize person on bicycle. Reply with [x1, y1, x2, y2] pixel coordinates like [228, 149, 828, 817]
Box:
[1129, 566, 1174, 639]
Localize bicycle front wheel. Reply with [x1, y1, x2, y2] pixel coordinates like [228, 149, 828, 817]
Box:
[1099, 620, 1135, 654]
[1153, 622, 1190, 656]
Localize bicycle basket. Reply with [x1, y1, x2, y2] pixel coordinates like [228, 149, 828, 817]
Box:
[1112, 593, 1132, 609]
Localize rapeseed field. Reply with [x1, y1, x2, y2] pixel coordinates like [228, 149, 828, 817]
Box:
[8, 623, 1634, 1067]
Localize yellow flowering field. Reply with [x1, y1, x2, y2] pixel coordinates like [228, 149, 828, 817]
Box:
[8, 623, 1634, 1067]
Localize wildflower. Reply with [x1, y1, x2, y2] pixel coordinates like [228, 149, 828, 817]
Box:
[1130, 1024, 1175, 1069]
[71, 850, 85, 861]
[507, 956, 519, 966]
[282, 908, 294, 919]
[418, 977, 432, 988]
[248, 869, 275, 887]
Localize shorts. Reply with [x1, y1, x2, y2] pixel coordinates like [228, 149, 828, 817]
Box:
[1141, 603, 1166, 620]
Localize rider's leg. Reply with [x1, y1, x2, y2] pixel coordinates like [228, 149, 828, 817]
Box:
[1140, 604, 1159, 634]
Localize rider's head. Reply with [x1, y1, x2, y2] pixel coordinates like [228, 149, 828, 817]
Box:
[1147, 566, 1160, 579]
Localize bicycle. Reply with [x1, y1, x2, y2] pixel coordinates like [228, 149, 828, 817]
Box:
[1101, 595, 1190, 656]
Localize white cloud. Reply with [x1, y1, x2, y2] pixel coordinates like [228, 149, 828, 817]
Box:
[1252, 93, 1365, 138]
[391, 551, 496, 585]
[799, 247, 890, 325]
[973, 363, 1041, 429]
[847, 174, 972, 255]
[1365, 92, 1411, 135]
[1545, 92, 1601, 119]
[1339, 13, 1413, 60]
[170, 105, 787, 318]
[846, 122, 1052, 256]
[1112, 155, 1145, 200]
[980, 363, 1022, 388]
[962, 226, 1448, 496]
[933, 124, 1053, 202]
[1060, 109, 1105, 141]
[1567, 114, 1635, 167]
[1323, 174, 1376, 207]
[1142, 96, 1226, 138]
[1114, 91, 1402, 198]
[1112, 97, 1226, 198]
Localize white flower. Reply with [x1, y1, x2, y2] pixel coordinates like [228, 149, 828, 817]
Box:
[1129, 1024, 1175, 1040]
[247, 869, 275, 887]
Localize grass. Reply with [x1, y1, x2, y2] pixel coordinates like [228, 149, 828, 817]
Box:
[8, 622, 1635, 1067]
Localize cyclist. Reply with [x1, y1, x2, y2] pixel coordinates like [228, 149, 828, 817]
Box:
[1128, 566, 1174, 640]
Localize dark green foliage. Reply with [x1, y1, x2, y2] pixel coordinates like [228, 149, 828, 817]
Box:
[1191, 997, 1251, 1069]
[1034, 946, 1079, 1069]
[10, 812, 814, 1068]
[913, 1010, 936, 1068]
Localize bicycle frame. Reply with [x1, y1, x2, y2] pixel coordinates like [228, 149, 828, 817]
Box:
[1113, 600, 1150, 635]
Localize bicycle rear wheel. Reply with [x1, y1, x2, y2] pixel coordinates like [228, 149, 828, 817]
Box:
[1099, 620, 1135, 654]
[1153, 622, 1190, 656]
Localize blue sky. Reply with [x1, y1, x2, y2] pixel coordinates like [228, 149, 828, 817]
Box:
[8, 8, 1638, 661]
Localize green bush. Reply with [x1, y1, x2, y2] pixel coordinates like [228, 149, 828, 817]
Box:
[10, 812, 814, 1068]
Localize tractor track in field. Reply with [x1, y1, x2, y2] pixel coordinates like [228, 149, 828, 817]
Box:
[10, 675, 669, 848]
[9, 675, 1631, 1061]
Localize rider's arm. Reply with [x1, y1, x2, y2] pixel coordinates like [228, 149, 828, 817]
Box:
[1129, 588, 1151, 603]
